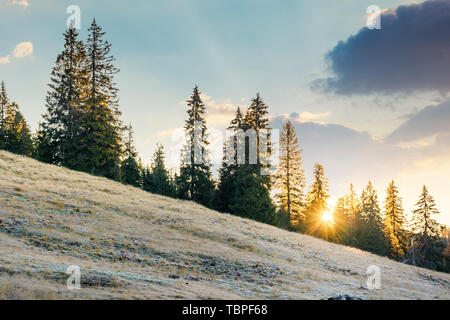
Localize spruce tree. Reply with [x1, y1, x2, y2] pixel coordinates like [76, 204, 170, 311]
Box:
[214, 144, 237, 213]
[4, 104, 33, 156]
[358, 182, 389, 256]
[332, 184, 361, 245]
[216, 102, 276, 224]
[141, 166, 153, 192]
[229, 165, 276, 224]
[383, 180, 408, 260]
[37, 26, 88, 166]
[274, 120, 306, 228]
[332, 196, 349, 243]
[0, 82, 34, 156]
[0, 81, 9, 149]
[304, 163, 330, 237]
[120, 125, 141, 187]
[214, 107, 243, 213]
[177, 86, 215, 208]
[248, 93, 269, 141]
[344, 183, 360, 246]
[248, 93, 271, 175]
[147, 143, 175, 197]
[411, 186, 444, 270]
[77, 19, 123, 180]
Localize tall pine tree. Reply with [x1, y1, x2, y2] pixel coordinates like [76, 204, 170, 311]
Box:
[357, 182, 388, 256]
[248, 93, 271, 174]
[411, 186, 444, 270]
[344, 183, 360, 245]
[332, 184, 361, 245]
[274, 120, 306, 228]
[305, 163, 330, 237]
[0, 81, 9, 149]
[383, 180, 408, 260]
[120, 124, 141, 187]
[37, 26, 88, 166]
[177, 86, 215, 208]
[214, 106, 243, 213]
[77, 19, 123, 180]
[4, 103, 34, 156]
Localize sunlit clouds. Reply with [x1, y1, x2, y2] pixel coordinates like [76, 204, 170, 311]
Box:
[10, 0, 29, 8]
[0, 56, 10, 64]
[13, 42, 33, 58]
[0, 42, 33, 64]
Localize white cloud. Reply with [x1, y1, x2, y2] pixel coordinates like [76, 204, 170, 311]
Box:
[13, 42, 33, 58]
[298, 111, 331, 121]
[0, 56, 11, 64]
[10, 0, 29, 7]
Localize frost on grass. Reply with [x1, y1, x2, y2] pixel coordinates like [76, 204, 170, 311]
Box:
[0, 151, 449, 300]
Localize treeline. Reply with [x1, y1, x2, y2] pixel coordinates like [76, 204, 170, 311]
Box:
[332, 183, 449, 272]
[1, 21, 449, 274]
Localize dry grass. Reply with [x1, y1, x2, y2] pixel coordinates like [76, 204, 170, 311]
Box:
[0, 150, 449, 300]
[0, 275, 63, 300]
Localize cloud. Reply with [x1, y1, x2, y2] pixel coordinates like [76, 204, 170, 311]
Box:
[200, 94, 237, 127]
[201, 94, 235, 115]
[0, 56, 11, 64]
[10, 0, 29, 7]
[290, 111, 331, 121]
[313, 0, 450, 95]
[387, 99, 450, 143]
[271, 114, 374, 159]
[12, 42, 33, 58]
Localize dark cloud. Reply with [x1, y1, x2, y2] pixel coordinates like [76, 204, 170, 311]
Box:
[312, 0, 450, 95]
[270, 115, 380, 185]
[387, 99, 450, 142]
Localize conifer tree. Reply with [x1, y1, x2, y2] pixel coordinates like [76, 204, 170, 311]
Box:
[332, 184, 361, 245]
[177, 86, 215, 207]
[214, 145, 236, 213]
[304, 163, 330, 236]
[146, 143, 175, 197]
[37, 26, 88, 166]
[229, 106, 243, 132]
[411, 186, 444, 269]
[274, 120, 306, 228]
[358, 182, 388, 256]
[141, 166, 153, 192]
[248, 93, 269, 134]
[4, 104, 34, 156]
[0, 81, 9, 148]
[214, 106, 243, 213]
[229, 165, 276, 224]
[248, 93, 271, 173]
[332, 196, 349, 243]
[0, 82, 34, 156]
[120, 125, 141, 187]
[383, 180, 408, 260]
[34, 122, 54, 163]
[344, 183, 360, 245]
[216, 102, 276, 224]
[77, 19, 123, 180]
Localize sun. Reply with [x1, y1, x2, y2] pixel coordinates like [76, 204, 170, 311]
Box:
[322, 211, 334, 225]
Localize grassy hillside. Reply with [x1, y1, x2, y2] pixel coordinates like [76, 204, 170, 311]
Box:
[0, 151, 448, 300]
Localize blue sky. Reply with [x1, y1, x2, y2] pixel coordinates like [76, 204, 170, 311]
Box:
[1, 0, 450, 225]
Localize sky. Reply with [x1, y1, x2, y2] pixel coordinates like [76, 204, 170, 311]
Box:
[1, 0, 450, 226]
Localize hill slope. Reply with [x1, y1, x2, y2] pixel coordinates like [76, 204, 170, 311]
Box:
[0, 151, 448, 300]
